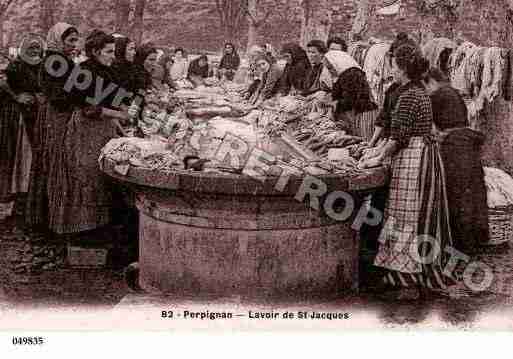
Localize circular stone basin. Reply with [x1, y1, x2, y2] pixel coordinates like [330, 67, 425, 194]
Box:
[101, 158, 388, 299]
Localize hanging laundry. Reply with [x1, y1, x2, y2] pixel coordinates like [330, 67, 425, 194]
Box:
[449, 41, 478, 96]
[363, 43, 392, 107]
[464, 47, 485, 99]
[422, 37, 456, 71]
[376, 0, 402, 16]
[475, 47, 505, 112]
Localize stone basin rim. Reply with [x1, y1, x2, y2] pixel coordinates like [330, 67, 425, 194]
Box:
[101, 158, 388, 195]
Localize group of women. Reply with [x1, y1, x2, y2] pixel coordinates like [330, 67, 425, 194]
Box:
[0, 23, 489, 299]
[362, 34, 489, 299]
[0, 23, 159, 249]
[155, 42, 241, 88]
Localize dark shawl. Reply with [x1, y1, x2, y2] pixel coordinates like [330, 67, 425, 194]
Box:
[302, 63, 324, 96]
[188, 55, 209, 79]
[39, 49, 77, 112]
[111, 37, 138, 102]
[6, 57, 41, 95]
[332, 67, 378, 115]
[133, 44, 157, 92]
[278, 43, 311, 95]
[430, 84, 468, 131]
[438, 128, 489, 252]
[251, 63, 283, 104]
[219, 45, 240, 71]
[70, 58, 120, 117]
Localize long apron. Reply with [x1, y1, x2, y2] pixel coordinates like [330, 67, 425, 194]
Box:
[49, 109, 117, 234]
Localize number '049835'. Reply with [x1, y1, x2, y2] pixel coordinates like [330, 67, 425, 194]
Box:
[12, 337, 44, 345]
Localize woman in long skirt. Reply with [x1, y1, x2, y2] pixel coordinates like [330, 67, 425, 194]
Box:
[25, 22, 80, 232]
[50, 31, 129, 235]
[370, 44, 454, 300]
[0, 39, 42, 225]
[422, 68, 489, 253]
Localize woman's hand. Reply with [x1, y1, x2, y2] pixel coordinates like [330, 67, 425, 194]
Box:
[16, 93, 35, 105]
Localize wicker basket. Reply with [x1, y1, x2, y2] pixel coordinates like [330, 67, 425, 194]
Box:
[486, 206, 513, 245]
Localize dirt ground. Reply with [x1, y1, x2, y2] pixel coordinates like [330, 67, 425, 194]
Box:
[1, 210, 512, 329]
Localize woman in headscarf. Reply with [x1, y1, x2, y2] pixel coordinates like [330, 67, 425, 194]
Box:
[422, 68, 488, 254]
[368, 45, 454, 299]
[187, 54, 209, 87]
[133, 43, 159, 94]
[277, 43, 311, 95]
[111, 36, 137, 101]
[247, 53, 283, 107]
[218, 42, 240, 81]
[0, 37, 43, 221]
[244, 45, 266, 99]
[323, 50, 377, 133]
[25, 22, 80, 232]
[169, 48, 189, 83]
[55, 31, 127, 235]
[110, 36, 141, 265]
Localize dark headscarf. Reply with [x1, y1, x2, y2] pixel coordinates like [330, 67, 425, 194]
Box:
[133, 43, 158, 91]
[114, 36, 131, 62]
[281, 43, 309, 66]
[46, 22, 78, 53]
[278, 42, 311, 94]
[219, 43, 240, 71]
[111, 36, 138, 100]
[187, 54, 209, 79]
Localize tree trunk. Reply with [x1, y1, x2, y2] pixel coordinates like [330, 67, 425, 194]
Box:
[40, 0, 57, 35]
[300, 0, 332, 47]
[246, 0, 258, 52]
[115, 0, 131, 36]
[0, 14, 4, 48]
[350, 0, 372, 41]
[131, 0, 147, 45]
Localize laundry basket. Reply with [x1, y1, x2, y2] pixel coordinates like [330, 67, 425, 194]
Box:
[487, 205, 513, 245]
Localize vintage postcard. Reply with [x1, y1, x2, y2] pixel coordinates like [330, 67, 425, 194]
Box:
[1, 1, 513, 351]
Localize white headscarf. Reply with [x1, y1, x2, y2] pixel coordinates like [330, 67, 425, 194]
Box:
[46, 22, 77, 53]
[320, 50, 361, 89]
[324, 50, 361, 75]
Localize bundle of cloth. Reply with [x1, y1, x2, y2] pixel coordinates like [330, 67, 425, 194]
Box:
[484, 167, 513, 208]
[363, 42, 393, 107]
[448, 42, 506, 121]
[422, 37, 457, 72]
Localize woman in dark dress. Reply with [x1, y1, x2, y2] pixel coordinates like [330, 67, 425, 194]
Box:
[247, 53, 283, 107]
[112, 36, 138, 100]
[422, 68, 489, 253]
[218, 43, 240, 81]
[0, 39, 42, 210]
[25, 22, 80, 232]
[133, 43, 159, 94]
[55, 31, 128, 235]
[323, 50, 377, 133]
[278, 43, 311, 95]
[187, 54, 209, 87]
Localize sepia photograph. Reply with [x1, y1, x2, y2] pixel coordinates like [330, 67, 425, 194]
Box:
[1, 1, 513, 349]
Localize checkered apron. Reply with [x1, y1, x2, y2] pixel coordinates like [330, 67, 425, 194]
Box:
[374, 136, 454, 289]
[374, 137, 424, 274]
